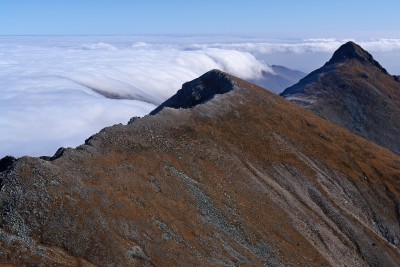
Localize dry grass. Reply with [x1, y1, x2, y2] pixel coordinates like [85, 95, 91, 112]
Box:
[1, 71, 400, 266]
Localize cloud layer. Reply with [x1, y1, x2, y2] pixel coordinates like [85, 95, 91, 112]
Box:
[0, 36, 272, 157]
[1, 36, 400, 157]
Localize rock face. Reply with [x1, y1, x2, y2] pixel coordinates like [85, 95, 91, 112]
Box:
[327, 41, 389, 72]
[150, 69, 236, 114]
[1, 70, 400, 266]
[281, 41, 400, 155]
[0, 156, 16, 173]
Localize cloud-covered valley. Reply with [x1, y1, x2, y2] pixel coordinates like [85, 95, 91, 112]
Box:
[1, 36, 400, 157]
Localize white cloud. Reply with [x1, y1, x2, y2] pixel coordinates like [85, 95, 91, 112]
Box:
[186, 38, 400, 54]
[81, 42, 118, 51]
[0, 36, 272, 157]
[357, 39, 400, 52]
[1, 36, 400, 158]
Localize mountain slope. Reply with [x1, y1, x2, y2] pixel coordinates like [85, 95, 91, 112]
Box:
[1, 70, 400, 266]
[281, 41, 400, 155]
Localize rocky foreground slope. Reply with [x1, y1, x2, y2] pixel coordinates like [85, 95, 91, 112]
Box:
[1, 70, 400, 266]
[281, 42, 400, 155]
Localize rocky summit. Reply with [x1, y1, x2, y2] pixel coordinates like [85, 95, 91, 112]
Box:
[1, 70, 400, 266]
[326, 41, 389, 72]
[150, 69, 236, 115]
[281, 41, 400, 155]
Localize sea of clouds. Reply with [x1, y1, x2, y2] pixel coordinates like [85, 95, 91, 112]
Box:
[1, 36, 400, 157]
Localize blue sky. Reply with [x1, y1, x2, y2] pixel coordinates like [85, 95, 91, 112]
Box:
[1, 0, 399, 36]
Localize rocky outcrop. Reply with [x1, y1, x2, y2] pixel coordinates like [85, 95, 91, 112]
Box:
[326, 41, 389, 74]
[0, 156, 16, 173]
[150, 69, 236, 114]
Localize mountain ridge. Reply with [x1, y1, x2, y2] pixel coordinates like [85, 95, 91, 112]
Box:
[281, 41, 400, 155]
[2, 70, 400, 266]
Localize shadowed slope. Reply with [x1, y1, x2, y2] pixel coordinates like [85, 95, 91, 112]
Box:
[1, 70, 400, 266]
[281, 41, 400, 155]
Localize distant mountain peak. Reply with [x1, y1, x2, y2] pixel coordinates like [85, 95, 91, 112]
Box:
[326, 41, 389, 74]
[327, 41, 372, 64]
[150, 69, 236, 115]
[281, 41, 400, 155]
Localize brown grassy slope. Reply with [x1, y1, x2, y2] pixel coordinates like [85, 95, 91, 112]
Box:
[1, 71, 400, 266]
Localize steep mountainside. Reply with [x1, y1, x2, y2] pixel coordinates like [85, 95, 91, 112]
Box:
[281, 41, 400, 155]
[250, 65, 306, 94]
[1, 70, 400, 266]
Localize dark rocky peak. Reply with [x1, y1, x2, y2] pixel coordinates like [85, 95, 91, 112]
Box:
[0, 156, 17, 189]
[150, 69, 236, 115]
[0, 156, 17, 173]
[326, 41, 389, 74]
[327, 41, 373, 64]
